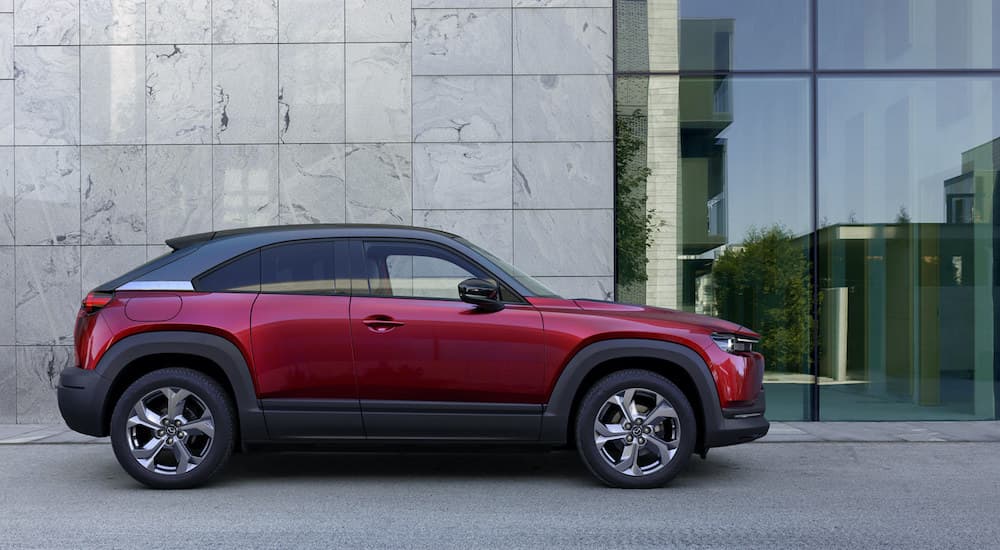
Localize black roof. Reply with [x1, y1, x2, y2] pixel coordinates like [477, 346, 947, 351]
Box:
[166, 224, 460, 250]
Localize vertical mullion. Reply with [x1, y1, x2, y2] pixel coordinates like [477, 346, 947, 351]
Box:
[809, 0, 821, 422]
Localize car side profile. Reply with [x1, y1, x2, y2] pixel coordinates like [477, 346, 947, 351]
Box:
[57, 224, 768, 489]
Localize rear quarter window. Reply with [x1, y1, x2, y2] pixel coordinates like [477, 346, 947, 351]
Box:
[193, 251, 261, 293]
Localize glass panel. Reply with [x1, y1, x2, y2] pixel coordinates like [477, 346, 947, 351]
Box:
[194, 251, 260, 293]
[364, 242, 486, 300]
[260, 241, 337, 294]
[616, 75, 814, 420]
[819, 0, 1000, 70]
[616, 0, 810, 72]
[818, 77, 1000, 419]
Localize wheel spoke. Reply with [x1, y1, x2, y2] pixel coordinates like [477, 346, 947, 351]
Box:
[181, 418, 215, 439]
[621, 388, 640, 421]
[645, 401, 678, 426]
[614, 443, 642, 476]
[594, 420, 628, 446]
[164, 388, 192, 421]
[132, 438, 166, 471]
[171, 439, 200, 475]
[127, 401, 162, 431]
[644, 433, 678, 463]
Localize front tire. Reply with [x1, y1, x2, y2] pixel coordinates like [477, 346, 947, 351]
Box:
[110, 368, 235, 489]
[575, 369, 696, 489]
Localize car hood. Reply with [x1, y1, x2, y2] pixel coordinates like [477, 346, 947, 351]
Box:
[570, 299, 757, 337]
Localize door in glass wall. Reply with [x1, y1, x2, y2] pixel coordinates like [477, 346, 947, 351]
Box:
[616, 76, 814, 420]
[818, 77, 1000, 419]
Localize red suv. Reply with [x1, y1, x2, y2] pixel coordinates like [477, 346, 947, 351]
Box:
[58, 225, 767, 489]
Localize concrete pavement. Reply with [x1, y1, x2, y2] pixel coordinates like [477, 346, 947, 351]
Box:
[1, 440, 998, 548]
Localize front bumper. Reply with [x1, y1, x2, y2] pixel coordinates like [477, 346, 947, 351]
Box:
[704, 390, 769, 448]
[57, 367, 110, 437]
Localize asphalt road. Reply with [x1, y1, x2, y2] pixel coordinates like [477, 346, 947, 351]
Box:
[1, 442, 997, 549]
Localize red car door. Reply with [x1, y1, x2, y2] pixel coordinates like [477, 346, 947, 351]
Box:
[250, 239, 362, 438]
[350, 239, 546, 439]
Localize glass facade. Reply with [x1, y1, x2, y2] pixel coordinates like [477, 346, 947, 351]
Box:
[615, 0, 1000, 420]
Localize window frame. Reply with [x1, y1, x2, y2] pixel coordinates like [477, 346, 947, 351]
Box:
[351, 238, 529, 305]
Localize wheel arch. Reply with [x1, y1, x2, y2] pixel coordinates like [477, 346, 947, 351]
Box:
[94, 331, 268, 444]
[540, 339, 724, 452]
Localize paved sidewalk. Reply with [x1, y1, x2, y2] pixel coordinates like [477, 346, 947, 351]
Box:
[2, 421, 999, 445]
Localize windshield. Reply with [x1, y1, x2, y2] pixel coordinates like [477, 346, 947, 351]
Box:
[458, 238, 562, 298]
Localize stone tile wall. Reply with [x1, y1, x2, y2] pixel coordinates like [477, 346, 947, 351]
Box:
[0, 0, 613, 423]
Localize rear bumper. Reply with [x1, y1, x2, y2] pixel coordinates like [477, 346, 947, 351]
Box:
[56, 367, 110, 437]
[704, 390, 769, 448]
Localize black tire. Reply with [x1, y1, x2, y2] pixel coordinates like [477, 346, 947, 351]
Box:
[110, 368, 236, 489]
[575, 369, 696, 489]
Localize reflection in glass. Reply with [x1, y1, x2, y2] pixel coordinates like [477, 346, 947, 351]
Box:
[819, 0, 1000, 70]
[616, 76, 813, 420]
[818, 77, 1000, 419]
[615, 0, 809, 72]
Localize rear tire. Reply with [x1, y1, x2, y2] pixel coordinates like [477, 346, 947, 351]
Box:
[110, 368, 235, 489]
[575, 369, 696, 489]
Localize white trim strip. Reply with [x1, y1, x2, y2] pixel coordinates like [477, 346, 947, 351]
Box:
[116, 281, 195, 292]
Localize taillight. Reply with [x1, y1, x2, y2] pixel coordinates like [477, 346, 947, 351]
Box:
[81, 291, 114, 314]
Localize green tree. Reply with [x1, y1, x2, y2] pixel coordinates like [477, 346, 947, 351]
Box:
[712, 226, 812, 372]
[615, 110, 661, 287]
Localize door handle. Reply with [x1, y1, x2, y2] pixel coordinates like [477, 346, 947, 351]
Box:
[362, 316, 405, 333]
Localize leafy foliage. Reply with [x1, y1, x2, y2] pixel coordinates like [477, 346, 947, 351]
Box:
[615, 110, 661, 287]
[712, 226, 812, 371]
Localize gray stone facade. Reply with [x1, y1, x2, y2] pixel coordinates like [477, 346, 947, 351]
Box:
[0, 0, 614, 422]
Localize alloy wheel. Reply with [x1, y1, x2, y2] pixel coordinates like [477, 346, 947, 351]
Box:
[593, 387, 680, 477]
[125, 387, 216, 475]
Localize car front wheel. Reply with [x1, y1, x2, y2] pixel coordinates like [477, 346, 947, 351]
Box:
[575, 369, 696, 489]
[110, 368, 235, 489]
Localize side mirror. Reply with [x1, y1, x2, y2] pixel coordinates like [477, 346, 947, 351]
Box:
[458, 278, 504, 312]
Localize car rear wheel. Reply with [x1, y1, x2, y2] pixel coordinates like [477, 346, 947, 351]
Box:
[110, 368, 235, 489]
[575, 369, 696, 489]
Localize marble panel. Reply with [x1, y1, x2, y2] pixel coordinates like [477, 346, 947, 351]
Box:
[13, 46, 80, 145]
[279, 0, 345, 43]
[0, 147, 11, 244]
[513, 7, 612, 74]
[213, 144, 279, 230]
[513, 74, 612, 141]
[14, 0, 79, 45]
[0, 247, 11, 345]
[81, 146, 145, 245]
[81, 245, 146, 294]
[345, 0, 409, 42]
[279, 144, 346, 224]
[80, 0, 145, 44]
[146, 44, 211, 144]
[533, 276, 612, 300]
[0, 81, 10, 145]
[15, 246, 81, 345]
[513, 142, 612, 208]
[146, 145, 212, 243]
[81, 45, 145, 144]
[412, 76, 512, 142]
[279, 44, 345, 143]
[0, 13, 11, 78]
[147, 0, 211, 43]
[16, 345, 73, 423]
[0, 346, 12, 423]
[413, 143, 512, 210]
[345, 43, 410, 142]
[14, 147, 80, 245]
[412, 9, 512, 75]
[414, 209, 513, 262]
[513, 209, 612, 276]
[213, 0, 278, 44]
[214, 44, 278, 143]
[345, 143, 411, 224]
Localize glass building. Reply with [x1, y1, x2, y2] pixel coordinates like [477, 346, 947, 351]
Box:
[614, 0, 1000, 420]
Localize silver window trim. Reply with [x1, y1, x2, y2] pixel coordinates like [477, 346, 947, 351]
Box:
[116, 280, 195, 292]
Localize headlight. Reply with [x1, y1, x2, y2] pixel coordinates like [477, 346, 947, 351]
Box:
[712, 333, 757, 353]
